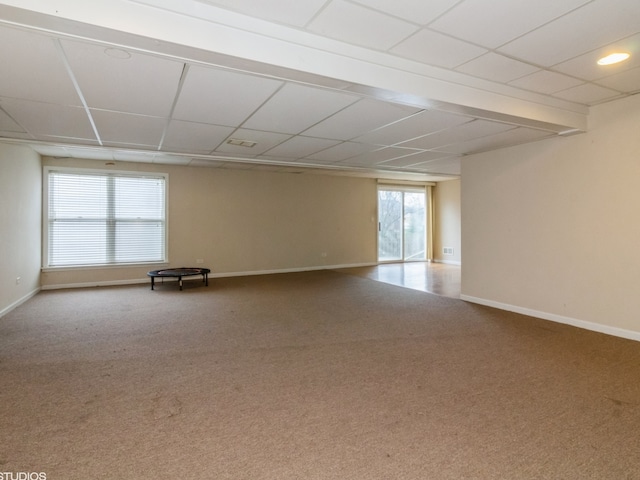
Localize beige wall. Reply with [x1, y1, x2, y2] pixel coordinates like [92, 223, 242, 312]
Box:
[40, 158, 378, 288]
[461, 93, 640, 339]
[0, 143, 41, 315]
[433, 179, 461, 264]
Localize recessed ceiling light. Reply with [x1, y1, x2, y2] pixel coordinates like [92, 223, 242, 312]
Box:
[597, 52, 630, 66]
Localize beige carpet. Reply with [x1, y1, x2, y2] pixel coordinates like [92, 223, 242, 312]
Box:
[1, 270, 639, 479]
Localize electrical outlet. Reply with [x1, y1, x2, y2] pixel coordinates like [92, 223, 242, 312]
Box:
[16, 276, 21, 285]
[196, 259, 204, 264]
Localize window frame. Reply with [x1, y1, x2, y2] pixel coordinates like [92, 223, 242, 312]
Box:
[42, 166, 169, 270]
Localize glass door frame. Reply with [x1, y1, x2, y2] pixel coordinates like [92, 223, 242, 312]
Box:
[377, 185, 431, 264]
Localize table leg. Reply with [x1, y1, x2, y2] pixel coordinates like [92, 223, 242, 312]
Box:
[179, 276, 183, 291]
[151, 277, 155, 290]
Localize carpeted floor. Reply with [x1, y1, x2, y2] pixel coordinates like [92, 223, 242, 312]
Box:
[1, 270, 639, 479]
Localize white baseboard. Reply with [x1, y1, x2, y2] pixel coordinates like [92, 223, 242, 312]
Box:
[40, 262, 379, 290]
[433, 259, 461, 266]
[460, 294, 640, 342]
[209, 262, 378, 278]
[41, 278, 149, 290]
[0, 287, 41, 318]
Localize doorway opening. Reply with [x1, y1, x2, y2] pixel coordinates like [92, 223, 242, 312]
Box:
[378, 186, 428, 262]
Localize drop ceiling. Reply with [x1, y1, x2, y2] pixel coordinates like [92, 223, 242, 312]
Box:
[0, 0, 639, 181]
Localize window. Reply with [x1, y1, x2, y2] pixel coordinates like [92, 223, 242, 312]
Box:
[44, 167, 167, 268]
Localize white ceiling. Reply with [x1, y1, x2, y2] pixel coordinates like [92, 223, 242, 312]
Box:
[0, 0, 639, 181]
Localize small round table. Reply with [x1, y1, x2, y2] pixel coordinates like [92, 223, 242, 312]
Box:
[147, 267, 210, 291]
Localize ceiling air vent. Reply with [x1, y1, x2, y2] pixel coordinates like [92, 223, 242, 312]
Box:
[226, 138, 257, 148]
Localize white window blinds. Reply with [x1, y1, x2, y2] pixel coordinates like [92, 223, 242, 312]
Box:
[45, 168, 167, 267]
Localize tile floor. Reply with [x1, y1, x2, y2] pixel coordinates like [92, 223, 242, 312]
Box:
[336, 262, 461, 298]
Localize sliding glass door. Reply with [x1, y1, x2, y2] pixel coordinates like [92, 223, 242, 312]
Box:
[378, 187, 427, 262]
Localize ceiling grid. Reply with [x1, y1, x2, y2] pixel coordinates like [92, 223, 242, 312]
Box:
[0, 0, 638, 180]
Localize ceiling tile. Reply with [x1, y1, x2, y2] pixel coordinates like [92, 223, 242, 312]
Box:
[399, 119, 516, 150]
[350, 0, 461, 25]
[173, 65, 283, 126]
[391, 29, 487, 68]
[410, 157, 461, 175]
[0, 107, 25, 133]
[388, 150, 456, 165]
[455, 53, 539, 83]
[307, 0, 419, 50]
[303, 98, 421, 140]
[1, 98, 96, 140]
[305, 141, 379, 162]
[378, 150, 451, 167]
[437, 127, 554, 154]
[91, 110, 166, 146]
[508, 70, 584, 94]
[242, 83, 359, 134]
[340, 146, 421, 166]
[429, 0, 591, 49]
[264, 136, 341, 158]
[0, 27, 81, 106]
[595, 67, 640, 93]
[552, 83, 622, 105]
[498, 0, 640, 66]
[215, 128, 291, 155]
[162, 120, 235, 154]
[61, 39, 184, 117]
[353, 109, 472, 146]
[490, 127, 555, 145]
[195, 0, 327, 27]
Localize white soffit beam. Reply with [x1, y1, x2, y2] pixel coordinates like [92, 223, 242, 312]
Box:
[0, 0, 588, 133]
